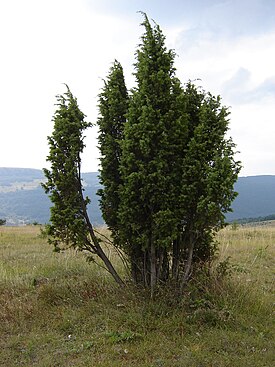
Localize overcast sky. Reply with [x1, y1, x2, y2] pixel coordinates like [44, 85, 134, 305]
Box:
[0, 0, 275, 176]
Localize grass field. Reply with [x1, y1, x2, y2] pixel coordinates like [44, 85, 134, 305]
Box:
[0, 225, 274, 366]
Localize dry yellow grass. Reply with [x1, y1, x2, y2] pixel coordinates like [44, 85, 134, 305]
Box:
[217, 225, 275, 290]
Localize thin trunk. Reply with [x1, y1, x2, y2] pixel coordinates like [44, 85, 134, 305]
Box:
[172, 237, 180, 280]
[143, 250, 150, 287]
[86, 213, 124, 286]
[130, 248, 143, 284]
[157, 248, 164, 280]
[180, 233, 195, 292]
[77, 169, 124, 286]
[150, 239, 157, 297]
[131, 255, 139, 284]
[160, 248, 169, 281]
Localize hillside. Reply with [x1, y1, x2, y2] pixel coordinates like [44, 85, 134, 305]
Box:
[0, 168, 102, 225]
[0, 168, 275, 225]
[226, 175, 275, 221]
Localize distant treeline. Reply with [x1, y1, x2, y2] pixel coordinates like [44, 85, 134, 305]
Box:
[231, 214, 275, 224]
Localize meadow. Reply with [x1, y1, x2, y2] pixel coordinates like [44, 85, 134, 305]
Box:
[0, 224, 274, 366]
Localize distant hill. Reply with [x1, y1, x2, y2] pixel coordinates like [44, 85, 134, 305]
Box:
[0, 168, 275, 225]
[227, 175, 275, 222]
[0, 168, 102, 225]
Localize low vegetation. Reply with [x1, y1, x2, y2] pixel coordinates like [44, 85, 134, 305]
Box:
[232, 213, 275, 224]
[0, 225, 274, 366]
[0, 219, 6, 226]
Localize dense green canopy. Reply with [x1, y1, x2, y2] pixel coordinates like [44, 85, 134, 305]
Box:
[44, 15, 241, 292]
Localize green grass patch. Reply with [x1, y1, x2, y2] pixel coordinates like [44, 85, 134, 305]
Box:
[0, 225, 274, 366]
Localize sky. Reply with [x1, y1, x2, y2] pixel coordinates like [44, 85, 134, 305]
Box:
[0, 0, 275, 176]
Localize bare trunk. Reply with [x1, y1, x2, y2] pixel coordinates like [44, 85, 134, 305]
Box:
[81, 214, 123, 285]
[130, 246, 143, 284]
[143, 250, 150, 287]
[131, 255, 140, 284]
[77, 169, 124, 286]
[158, 248, 169, 282]
[87, 215, 124, 286]
[172, 237, 180, 280]
[162, 249, 169, 281]
[150, 239, 157, 297]
[180, 233, 195, 292]
[157, 249, 164, 280]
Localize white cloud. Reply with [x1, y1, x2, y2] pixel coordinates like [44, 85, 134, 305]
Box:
[164, 26, 275, 176]
[0, 0, 274, 176]
[0, 0, 140, 171]
[230, 100, 275, 176]
[222, 68, 275, 104]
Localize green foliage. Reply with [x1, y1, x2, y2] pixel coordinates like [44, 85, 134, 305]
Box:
[97, 60, 128, 240]
[180, 83, 241, 264]
[118, 14, 187, 286]
[99, 14, 241, 289]
[43, 14, 241, 291]
[42, 85, 91, 252]
[42, 86, 124, 285]
[0, 218, 6, 226]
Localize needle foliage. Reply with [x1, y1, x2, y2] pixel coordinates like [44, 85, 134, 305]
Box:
[44, 14, 241, 293]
